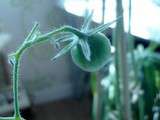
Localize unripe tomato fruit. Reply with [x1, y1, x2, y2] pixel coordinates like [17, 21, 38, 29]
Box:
[71, 32, 111, 72]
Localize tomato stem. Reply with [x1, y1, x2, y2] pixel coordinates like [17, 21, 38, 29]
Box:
[5, 18, 113, 119]
[114, 0, 132, 119]
[13, 55, 21, 118]
[6, 24, 86, 120]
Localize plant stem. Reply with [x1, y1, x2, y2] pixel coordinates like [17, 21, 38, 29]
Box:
[128, 0, 138, 85]
[13, 56, 21, 117]
[128, 0, 136, 76]
[102, 0, 106, 24]
[90, 72, 103, 120]
[115, 0, 132, 120]
[36, 26, 85, 43]
[8, 25, 86, 119]
[138, 93, 144, 120]
[90, 72, 97, 120]
[112, 29, 122, 119]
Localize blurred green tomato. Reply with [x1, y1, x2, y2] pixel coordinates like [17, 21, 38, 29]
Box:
[71, 32, 111, 72]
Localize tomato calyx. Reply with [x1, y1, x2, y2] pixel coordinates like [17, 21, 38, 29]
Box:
[78, 36, 91, 61]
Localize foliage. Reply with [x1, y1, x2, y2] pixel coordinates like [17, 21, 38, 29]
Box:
[100, 45, 160, 120]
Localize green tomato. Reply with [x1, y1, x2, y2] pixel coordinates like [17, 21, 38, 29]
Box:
[71, 32, 111, 72]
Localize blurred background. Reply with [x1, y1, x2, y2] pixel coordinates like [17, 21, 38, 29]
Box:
[0, 0, 159, 120]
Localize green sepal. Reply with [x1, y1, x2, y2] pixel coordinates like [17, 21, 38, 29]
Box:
[51, 38, 78, 61]
[79, 38, 91, 61]
[81, 10, 93, 32]
[88, 16, 122, 36]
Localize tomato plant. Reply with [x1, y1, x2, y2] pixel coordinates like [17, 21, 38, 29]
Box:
[0, 13, 119, 120]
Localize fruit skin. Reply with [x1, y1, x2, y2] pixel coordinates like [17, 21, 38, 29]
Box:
[71, 32, 111, 72]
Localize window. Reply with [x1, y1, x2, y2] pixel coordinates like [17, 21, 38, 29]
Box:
[64, 0, 160, 41]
